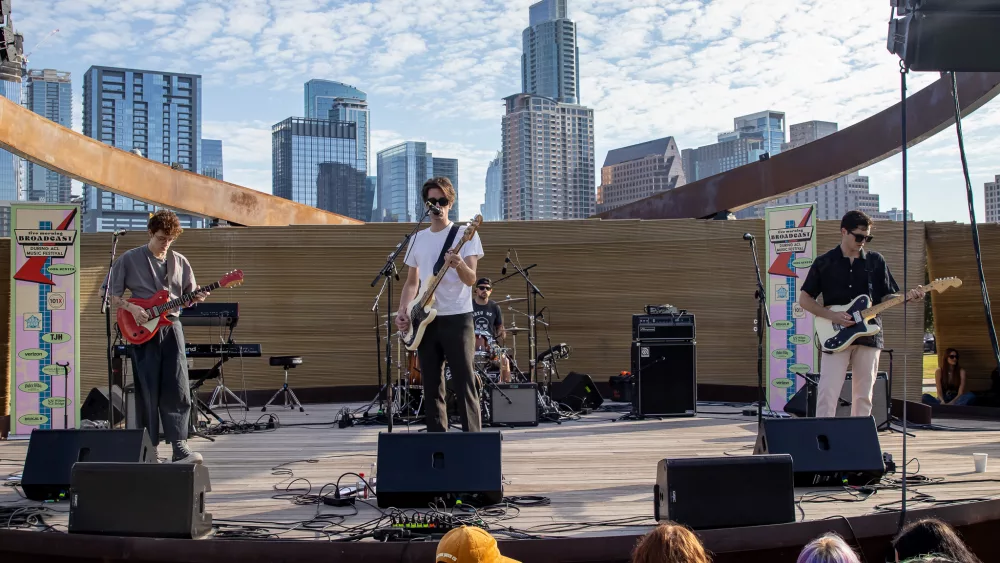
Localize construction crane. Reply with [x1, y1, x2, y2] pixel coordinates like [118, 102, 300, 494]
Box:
[24, 27, 58, 62]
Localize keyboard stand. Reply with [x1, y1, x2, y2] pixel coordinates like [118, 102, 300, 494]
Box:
[209, 377, 249, 411]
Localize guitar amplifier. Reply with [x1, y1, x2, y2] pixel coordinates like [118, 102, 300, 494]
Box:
[632, 313, 695, 341]
[631, 340, 696, 416]
[490, 383, 539, 426]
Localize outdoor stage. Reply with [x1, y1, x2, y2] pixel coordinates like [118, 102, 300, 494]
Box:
[2, 402, 1000, 562]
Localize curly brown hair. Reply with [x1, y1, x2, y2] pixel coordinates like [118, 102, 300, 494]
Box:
[147, 209, 183, 238]
[421, 177, 456, 205]
[632, 522, 710, 563]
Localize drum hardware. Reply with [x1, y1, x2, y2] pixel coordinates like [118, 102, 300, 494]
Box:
[495, 297, 528, 305]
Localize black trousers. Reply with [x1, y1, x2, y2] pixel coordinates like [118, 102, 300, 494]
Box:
[418, 313, 481, 432]
[129, 319, 190, 444]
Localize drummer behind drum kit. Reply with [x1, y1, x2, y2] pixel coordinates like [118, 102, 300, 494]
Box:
[376, 295, 571, 426]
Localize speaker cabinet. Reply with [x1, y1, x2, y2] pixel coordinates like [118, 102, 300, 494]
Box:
[655, 454, 795, 530]
[783, 372, 890, 428]
[754, 417, 886, 487]
[80, 386, 125, 425]
[631, 340, 696, 416]
[552, 372, 604, 411]
[69, 462, 212, 539]
[376, 431, 503, 508]
[490, 383, 538, 427]
[21, 429, 156, 501]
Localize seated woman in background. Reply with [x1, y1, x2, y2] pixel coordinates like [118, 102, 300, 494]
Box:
[923, 348, 976, 406]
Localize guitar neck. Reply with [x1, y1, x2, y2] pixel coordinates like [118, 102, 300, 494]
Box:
[861, 294, 907, 318]
[151, 281, 221, 315]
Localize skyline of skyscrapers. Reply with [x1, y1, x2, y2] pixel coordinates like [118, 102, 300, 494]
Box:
[201, 138, 224, 180]
[25, 69, 72, 203]
[482, 151, 503, 221]
[81, 65, 206, 232]
[597, 137, 686, 214]
[522, 0, 580, 105]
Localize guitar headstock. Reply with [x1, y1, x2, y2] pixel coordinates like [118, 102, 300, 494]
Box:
[926, 277, 962, 293]
[220, 269, 245, 289]
[461, 215, 484, 242]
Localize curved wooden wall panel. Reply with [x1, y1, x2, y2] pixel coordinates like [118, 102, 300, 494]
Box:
[597, 72, 1000, 220]
[0, 97, 361, 227]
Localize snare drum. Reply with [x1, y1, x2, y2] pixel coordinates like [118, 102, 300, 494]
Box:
[474, 331, 494, 368]
[407, 351, 421, 386]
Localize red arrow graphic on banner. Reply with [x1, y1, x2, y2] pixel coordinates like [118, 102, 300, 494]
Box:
[13, 207, 79, 286]
[767, 206, 814, 278]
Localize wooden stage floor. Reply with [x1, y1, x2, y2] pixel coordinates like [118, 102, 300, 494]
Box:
[3, 402, 1000, 541]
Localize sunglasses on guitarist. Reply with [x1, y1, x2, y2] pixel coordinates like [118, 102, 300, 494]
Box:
[850, 231, 874, 244]
[426, 197, 450, 207]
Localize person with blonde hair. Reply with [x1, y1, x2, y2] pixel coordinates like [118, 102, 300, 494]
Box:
[631, 522, 710, 563]
[797, 533, 861, 563]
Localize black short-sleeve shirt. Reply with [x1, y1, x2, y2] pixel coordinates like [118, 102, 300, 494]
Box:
[800, 246, 900, 349]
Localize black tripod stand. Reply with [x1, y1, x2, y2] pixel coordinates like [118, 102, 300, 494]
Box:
[370, 207, 434, 433]
[744, 233, 773, 428]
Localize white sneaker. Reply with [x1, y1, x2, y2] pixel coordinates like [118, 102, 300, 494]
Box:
[172, 451, 204, 464]
[171, 440, 204, 464]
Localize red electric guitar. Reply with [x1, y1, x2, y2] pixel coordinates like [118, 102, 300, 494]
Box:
[118, 270, 244, 345]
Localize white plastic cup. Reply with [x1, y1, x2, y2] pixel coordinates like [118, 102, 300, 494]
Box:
[974, 453, 988, 473]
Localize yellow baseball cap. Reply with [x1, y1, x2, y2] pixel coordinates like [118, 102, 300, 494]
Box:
[435, 526, 520, 563]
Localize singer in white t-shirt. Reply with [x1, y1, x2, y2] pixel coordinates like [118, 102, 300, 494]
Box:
[396, 177, 485, 432]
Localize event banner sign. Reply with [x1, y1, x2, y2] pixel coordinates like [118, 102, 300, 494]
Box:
[9, 204, 81, 438]
[764, 204, 818, 411]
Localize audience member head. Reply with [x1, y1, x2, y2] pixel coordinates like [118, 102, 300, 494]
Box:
[435, 526, 520, 563]
[893, 518, 981, 563]
[632, 522, 710, 563]
[900, 556, 960, 563]
[796, 533, 861, 563]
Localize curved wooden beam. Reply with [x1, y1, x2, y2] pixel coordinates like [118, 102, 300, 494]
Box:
[596, 72, 1000, 220]
[0, 96, 362, 226]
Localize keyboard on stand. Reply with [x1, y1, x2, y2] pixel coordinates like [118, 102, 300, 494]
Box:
[185, 343, 262, 358]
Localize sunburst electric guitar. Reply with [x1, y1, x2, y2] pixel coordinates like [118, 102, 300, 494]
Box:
[118, 270, 245, 345]
[402, 216, 483, 351]
[814, 277, 961, 353]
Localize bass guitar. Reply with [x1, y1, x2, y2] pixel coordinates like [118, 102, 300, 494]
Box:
[402, 216, 483, 351]
[814, 277, 961, 353]
[118, 270, 245, 345]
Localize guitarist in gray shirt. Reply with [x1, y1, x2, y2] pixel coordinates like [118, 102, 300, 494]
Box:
[109, 210, 209, 463]
[396, 178, 484, 432]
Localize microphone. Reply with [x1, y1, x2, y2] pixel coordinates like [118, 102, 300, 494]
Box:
[113, 229, 128, 236]
[501, 248, 511, 275]
[537, 306, 547, 319]
[427, 202, 441, 216]
[743, 233, 753, 241]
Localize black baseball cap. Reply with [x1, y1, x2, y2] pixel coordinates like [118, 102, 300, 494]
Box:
[476, 278, 492, 288]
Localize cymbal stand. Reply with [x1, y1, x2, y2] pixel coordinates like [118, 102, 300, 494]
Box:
[495, 260, 542, 382]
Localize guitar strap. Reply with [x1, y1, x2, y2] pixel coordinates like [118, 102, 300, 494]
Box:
[432, 224, 461, 276]
[865, 250, 875, 305]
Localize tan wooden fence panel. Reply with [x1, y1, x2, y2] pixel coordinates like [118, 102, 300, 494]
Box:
[926, 222, 1000, 391]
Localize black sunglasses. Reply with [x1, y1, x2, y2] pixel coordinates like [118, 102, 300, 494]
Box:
[477, 286, 491, 291]
[850, 232, 874, 243]
[426, 197, 450, 207]
[949, 354, 958, 359]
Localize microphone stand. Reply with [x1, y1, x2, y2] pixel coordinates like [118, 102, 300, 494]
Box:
[369, 206, 434, 433]
[495, 256, 543, 384]
[100, 232, 124, 430]
[745, 235, 772, 429]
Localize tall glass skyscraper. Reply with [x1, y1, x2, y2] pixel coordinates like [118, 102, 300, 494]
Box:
[328, 97, 369, 173]
[366, 176, 377, 222]
[0, 76, 23, 201]
[201, 139, 223, 180]
[723, 110, 786, 157]
[304, 79, 366, 118]
[25, 70, 72, 203]
[482, 152, 503, 221]
[432, 157, 459, 221]
[522, 0, 580, 104]
[272, 117, 367, 221]
[376, 142, 434, 223]
[82, 66, 204, 231]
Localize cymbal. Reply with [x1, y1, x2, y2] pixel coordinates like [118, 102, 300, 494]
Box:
[505, 327, 529, 333]
[380, 312, 399, 318]
[496, 297, 527, 305]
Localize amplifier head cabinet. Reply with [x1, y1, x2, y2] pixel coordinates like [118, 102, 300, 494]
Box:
[632, 313, 696, 341]
[490, 383, 538, 426]
[754, 417, 886, 487]
[69, 462, 212, 538]
[655, 454, 795, 530]
[376, 431, 503, 508]
[631, 341, 696, 416]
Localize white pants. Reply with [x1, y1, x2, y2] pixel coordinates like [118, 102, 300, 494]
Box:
[817, 345, 881, 418]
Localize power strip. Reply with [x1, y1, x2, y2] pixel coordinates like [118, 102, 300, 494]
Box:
[387, 513, 472, 535]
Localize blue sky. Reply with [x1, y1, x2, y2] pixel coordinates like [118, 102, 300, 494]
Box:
[16, 0, 1000, 223]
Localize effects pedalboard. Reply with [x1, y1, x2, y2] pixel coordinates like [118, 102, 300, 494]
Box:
[372, 514, 481, 541]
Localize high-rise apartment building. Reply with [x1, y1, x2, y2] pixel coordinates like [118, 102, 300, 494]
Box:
[201, 139, 223, 180]
[272, 117, 367, 221]
[883, 207, 914, 221]
[501, 93, 595, 221]
[482, 152, 503, 221]
[720, 110, 785, 157]
[0, 74, 22, 201]
[432, 157, 460, 221]
[25, 69, 72, 203]
[522, 0, 580, 104]
[82, 66, 205, 232]
[782, 120, 837, 151]
[376, 141, 434, 223]
[597, 137, 686, 214]
[986, 175, 1000, 224]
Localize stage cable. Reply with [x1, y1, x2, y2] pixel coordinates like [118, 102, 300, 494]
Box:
[950, 71, 1000, 372]
[898, 60, 909, 533]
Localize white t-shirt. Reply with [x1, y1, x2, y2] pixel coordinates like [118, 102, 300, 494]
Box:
[403, 223, 484, 316]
